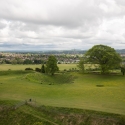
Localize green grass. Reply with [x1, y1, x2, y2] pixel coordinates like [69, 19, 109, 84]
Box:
[0, 64, 77, 71]
[25, 72, 75, 85]
[0, 69, 125, 116]
[0, 102, 55, 125]
[0, 64, 40, 70]
[58, 64, 77, 70]
[1, 100, 125, 125]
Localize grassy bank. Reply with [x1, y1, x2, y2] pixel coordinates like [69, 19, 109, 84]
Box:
[0, 100, 125, 125]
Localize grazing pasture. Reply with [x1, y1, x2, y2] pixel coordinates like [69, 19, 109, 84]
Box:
[0, 64, 125, 115]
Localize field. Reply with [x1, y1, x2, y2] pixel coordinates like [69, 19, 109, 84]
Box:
[0, 64, 77, 71]
[0, 64, 125, 117]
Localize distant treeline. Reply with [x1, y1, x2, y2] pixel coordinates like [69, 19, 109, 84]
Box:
[1, 49, 125, 54]
[116, 49, 125, 54]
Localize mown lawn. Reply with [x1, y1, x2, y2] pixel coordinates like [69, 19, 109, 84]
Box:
[0, 69, 125, 115]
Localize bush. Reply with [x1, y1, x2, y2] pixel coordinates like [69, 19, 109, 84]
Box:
[35, 68, 41, 72]
[25, 68, 33, 71]
[58, 62, 61, 64]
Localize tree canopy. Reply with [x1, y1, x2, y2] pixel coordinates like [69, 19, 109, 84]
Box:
[46, 55, 59, 75]
[84, 44, 122, 74]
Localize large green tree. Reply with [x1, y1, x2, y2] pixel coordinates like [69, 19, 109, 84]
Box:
[46, 55, 59, 75]
[84, 44, 122, 74]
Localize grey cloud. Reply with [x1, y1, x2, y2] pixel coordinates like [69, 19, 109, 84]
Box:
[0, 0, 103, 28]
[0, 0, 125, 50]
[0, 21, 6, 29]
[115, 0, 125, 5]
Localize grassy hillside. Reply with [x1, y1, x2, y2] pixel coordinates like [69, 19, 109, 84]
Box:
[0, 100, 56, 125]
[0, 100, 125, 125]
[0, 69, 125, 115]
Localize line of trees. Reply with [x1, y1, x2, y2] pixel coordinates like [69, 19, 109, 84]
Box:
[77, 44, 124, 75]
[2, 59, 45, 64]
[25, 44, 124, 76]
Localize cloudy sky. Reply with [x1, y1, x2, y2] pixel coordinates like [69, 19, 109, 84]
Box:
[0, 0, 125, 51]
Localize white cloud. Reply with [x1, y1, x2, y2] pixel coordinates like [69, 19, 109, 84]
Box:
[0, 0, 125, 50]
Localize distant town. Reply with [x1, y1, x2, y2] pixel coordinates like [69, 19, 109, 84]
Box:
[0, 49, 125, 64]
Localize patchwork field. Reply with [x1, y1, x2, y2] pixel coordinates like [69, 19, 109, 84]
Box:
[0, 64, 125, 116]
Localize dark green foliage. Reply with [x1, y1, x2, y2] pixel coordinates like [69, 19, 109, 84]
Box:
[121, 65, 125, 76]
[33, 59, 42, 64]
[41, 64, 45, 73]
[23, 59, 32, 64]
[46, 55, 59, 75]
[35, 68, 41, 72]
[85, 44, 122, 74]
[25, 67, 33, 71]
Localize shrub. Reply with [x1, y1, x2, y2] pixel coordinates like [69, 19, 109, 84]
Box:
[35, 68, 41, 72]
[25, 68, 33, 71]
